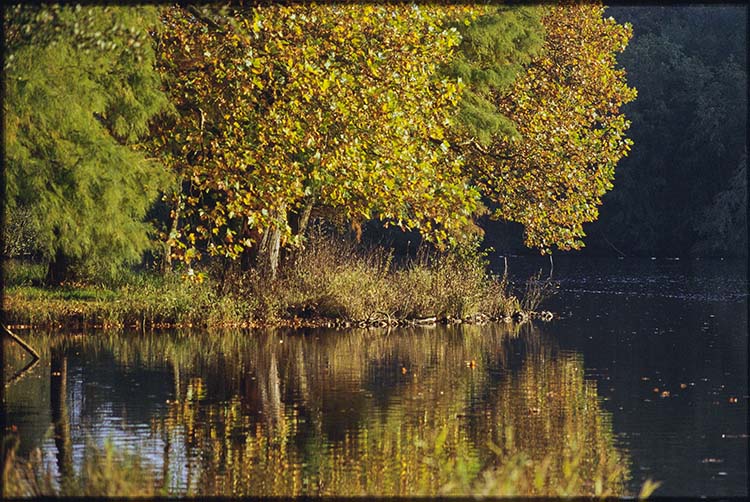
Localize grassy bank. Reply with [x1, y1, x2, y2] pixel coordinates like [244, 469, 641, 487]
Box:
[3, 231, 554, 329]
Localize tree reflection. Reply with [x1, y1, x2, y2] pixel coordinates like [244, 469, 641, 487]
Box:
[9, 325, 630, 497]
[50, 347, 73, 492]
[143, 325, 629, 496]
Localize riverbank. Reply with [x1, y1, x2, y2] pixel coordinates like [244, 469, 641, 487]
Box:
[3, 236, 555, 331]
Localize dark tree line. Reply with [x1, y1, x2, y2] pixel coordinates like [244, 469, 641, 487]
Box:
[589, 5, 747, 257]
[449, 5, 747, 259]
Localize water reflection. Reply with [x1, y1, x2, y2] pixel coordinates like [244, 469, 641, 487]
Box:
[5, 324, 629, 497]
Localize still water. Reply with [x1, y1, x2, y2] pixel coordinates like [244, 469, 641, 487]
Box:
[4, 258, 748, 497]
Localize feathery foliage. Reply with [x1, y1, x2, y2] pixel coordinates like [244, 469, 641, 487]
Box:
[447, 6, 545, 146]
[4, 5, 171, 282]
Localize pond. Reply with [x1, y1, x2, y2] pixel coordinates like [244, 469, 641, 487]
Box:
[4, 257, 747, 497]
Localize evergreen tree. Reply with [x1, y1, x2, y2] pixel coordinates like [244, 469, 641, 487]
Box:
[4, 5, 171, 283]
[447, 6, 545, 147]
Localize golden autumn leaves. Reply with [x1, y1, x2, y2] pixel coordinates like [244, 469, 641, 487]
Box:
[472, 4, 637, 252]
[151, 2, 635, 265]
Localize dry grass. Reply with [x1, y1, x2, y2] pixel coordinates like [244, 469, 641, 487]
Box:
[271, 228, 525, 321]
[4, 230, 552, 328]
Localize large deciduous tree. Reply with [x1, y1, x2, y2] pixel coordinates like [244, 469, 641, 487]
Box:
[154, 2, 637, 273]
[153, 4, 482, 278]
[4, 5, 171, 283]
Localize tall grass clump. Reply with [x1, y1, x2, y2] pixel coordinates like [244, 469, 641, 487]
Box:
[440, 430, 660, 498]
[2, 438, 158, 498]
[274, 226, 535, 322]
[278, 231, 395, 320]
[521, 270, 558, 312]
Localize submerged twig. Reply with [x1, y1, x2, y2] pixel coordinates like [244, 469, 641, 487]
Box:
[548, 254, 554, 280]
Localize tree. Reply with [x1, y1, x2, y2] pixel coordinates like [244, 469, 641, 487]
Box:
[694, 155, 747, 256]
[152, 4, 483, 278]
[4, 5, 171, 283]
[467, 2, 637, 253]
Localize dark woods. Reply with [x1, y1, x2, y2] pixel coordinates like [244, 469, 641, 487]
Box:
[591, 5, 747, 258]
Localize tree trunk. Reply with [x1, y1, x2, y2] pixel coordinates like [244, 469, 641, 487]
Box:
[296, 196, 315, 239]
[257, 227, 282, 280]
[256, 204, 286, 281]
[45, 248, 71, 286]
[162, 193, 182, 274]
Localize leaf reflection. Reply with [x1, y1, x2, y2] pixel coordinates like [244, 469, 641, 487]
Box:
[139, 325, 629, 496]
[7, 324, 630, 497]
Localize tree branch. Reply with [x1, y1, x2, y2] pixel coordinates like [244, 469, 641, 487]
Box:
[187, 5, 226, 34]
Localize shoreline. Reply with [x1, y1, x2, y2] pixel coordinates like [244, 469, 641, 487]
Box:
[4, 238, 556, 333]
[3, 295, 554, 332]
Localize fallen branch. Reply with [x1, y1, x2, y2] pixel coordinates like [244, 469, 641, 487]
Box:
[2, 323, 40, 361]
[368, 310, 394, 326]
